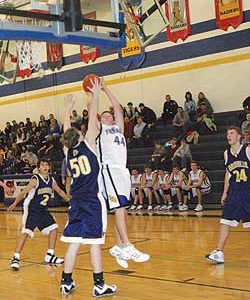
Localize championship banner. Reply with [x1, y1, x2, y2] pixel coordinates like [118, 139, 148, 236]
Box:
[46, 43, 63, 71]
[118, 0, 145, 70]
[80, 11, 100, 64]
[165, 0, 191, 43]
[215, 0, 243, 30]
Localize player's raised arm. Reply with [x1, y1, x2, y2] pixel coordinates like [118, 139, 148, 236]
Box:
[7, 178, 37, 211]
[85, 79, 101, 149]
[101, 78, 124, 133]
[64, 94, 74, 132]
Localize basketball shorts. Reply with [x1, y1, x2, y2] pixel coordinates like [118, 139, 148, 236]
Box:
[22, 206, 58, 238]
[221, 189, 250, 228]
[101, 165, 131, 211]
[61, 193, 107, 244]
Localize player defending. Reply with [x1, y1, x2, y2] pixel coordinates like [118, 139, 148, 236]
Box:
[8, 159, 69, 271]
[60, 82, 117, 297]
[97, 79, 150, 269]
[206, 126, 250, 264]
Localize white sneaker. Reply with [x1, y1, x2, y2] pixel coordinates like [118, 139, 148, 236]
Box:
[194, 204, 203, 212]
[122, 244, 150, 263]
[153, 205, 161, 210]
[205, 250, 224, 264]
[93, 283, 117, 297]
[60, 280, 76, 295]
[136, 205, 143, 210]
[44, 253, 64, 265]
[147, 205, 153, 210]
[129, 204, 136, 211]
[10, 255, 20, 271]
[179, 204, 188, 211]
[166, 204, 173, 210]
[159, 205, 168, 211]
[109, 245, 128, 269]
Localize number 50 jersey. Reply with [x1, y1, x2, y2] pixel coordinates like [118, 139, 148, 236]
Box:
[226, 145, 250, 190]
[97, 124, 127, 167]
[66, 140, 100, 198]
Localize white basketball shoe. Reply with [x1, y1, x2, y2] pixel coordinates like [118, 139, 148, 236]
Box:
[122, 244, 150, 263]
[205, 250, 224, 264]
[109, 245, 128, 269]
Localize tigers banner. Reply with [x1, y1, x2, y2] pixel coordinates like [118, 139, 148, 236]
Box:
[118, 0, 145, 70]
[165, 0, 191, 43]
[215, 0, 243, 30]
[80, 11, 100, 64]
[47, 43, 63, 71]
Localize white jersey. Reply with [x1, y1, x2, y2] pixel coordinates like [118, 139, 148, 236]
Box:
[190, 169, 211, 189]
[97, 124, 127, 167]
[145, 172, 154, 187]
[172, 171, 187, 189]
[131, 174, 142, 187]
[158, 174, 169, 186]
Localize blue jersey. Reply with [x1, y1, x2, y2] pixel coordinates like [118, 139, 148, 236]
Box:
[24, 174, 54, 210]
[226, 145, 250, 190]
[66, 141, 100, 197]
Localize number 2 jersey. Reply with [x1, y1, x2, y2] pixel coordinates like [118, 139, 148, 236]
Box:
[23, 174, 54, 210]
[97, 124, 127, 167]
[66, 140, 100, 198]
[225, 145, 250, 190]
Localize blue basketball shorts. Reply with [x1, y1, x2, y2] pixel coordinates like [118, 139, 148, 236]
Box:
[61, 193, 107, 244]
[22, 207, 58, 237]
[221, 189, 250, 228]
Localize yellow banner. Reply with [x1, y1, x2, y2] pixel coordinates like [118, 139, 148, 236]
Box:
[121, 24, 142, 58]
[219, 0, 241, 20]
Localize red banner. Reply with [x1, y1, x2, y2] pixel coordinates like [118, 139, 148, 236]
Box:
[215, 0, 243, 30]
[80, 11, 100, 64]
[47, 43, 63, 71]
[165, 0, 191, 43]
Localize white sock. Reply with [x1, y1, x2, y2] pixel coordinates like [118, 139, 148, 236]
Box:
[14, 253, 20, 260]
[47, 249, 54, 255]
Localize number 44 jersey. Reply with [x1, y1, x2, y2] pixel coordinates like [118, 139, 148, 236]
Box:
[226, 145, 250, 190]
[97, 124, 127, 167]
[66, 140, 100, 198]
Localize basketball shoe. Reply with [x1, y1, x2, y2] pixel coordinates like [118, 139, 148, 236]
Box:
[194, 204, 203, 212]
[205, 250, 224, 264]
[129, 204, 136, 210]
[10, 255, 20, 271]
[122, 244, 150, 263]
[60, 279, 76, 295]
[44, 252, 64, 265]
[109, 245, 128, 269]
[93, 283, 117, 297]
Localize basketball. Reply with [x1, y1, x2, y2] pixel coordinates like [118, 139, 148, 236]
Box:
[82, 74, 100, 92]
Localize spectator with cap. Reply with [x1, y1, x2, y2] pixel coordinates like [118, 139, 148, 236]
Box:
[138, 103, 157, 126]
[162, 94, 178, 124]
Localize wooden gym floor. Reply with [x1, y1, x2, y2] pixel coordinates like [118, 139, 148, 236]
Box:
[0, 208, 250, 300]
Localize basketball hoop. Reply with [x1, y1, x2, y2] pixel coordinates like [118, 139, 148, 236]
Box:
[8, 9, 49, 78]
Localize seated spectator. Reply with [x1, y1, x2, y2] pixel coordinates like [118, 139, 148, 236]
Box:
[197, 92, 213, 114]
[30, 121, 39, 136]
[0, 154, 5, 175]
[38, 114, 49, 137]
[71, 109, 82, 127]
[4, 122, 12, 140]
[16, 128, 29, 145]
[241, 113, 250, 134]
[172, 139, 192, 170]
[161, 137, 178, 171]
[150, 140, 165, 170]
[81, 109, 89, 127]
[162, 94, 178, 124]
[11, 143, 21, 157]
[243, 130, 250, 145]
[185, 129, 200, 145]
[138, 103, 157, 126]
[11, 120, 18, 140]
[48, 113, 57, 126]
[30, 130, 43, 152]
[13, 155, 26, 174]
[124, 116, 134, 142]
[25, 117, 32, 131]
[131, 116, 147, 147]
[184, 91, 196, 122]
[4, 150, 15, 174]
[172, 107, 191, 134]
[124, 102, 138, 122]
[20, 145, 28, 160]
[48, 118, 60, 137]
[196, 103, 217, 134]
[26, 147, 38, 168]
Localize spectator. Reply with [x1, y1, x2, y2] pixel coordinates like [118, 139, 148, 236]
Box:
[161, 137, 178, 171]
[11, 143, 20, 157]
[71, 109, 82, 127]
[13, 155, 26, 174]
[162, 95, 178, 124]
[150, 141, 165, 170]
[38, 114, 48, 137]
[124, 102, 138, 122]
[243, 130, 250, 145]
[5, 150, 15, 174]
[81, 109, 89, 127]
[16, 128, 29, 145]
[0, 154, 5, 175]
[30, 130, 43, 152]
[131, 116, 147, 147]
[172, 107, 191, 134]
[197, 92, 213, 114]
[241, 113, 250, 134]
[184, 91, 196, 122]
[11, 120, 18, 140]
[20, 145, 28, 160]
[48, 113, 57, 126]
[80, 124, 87, 137]
[25, 117, 32, 131]
[172, 139, 192, 170]
[30, 121, 39, 136]
[4, 122, 12, 139]
[124, 116, 134, 141]
[26, 147, 38, 168]
[196, 103, 217, 134]
[48, 118, 60, 137]
[243, 96, 250, 112]
[138, 103, 157, 126]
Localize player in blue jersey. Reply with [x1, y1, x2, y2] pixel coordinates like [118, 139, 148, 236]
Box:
[60, 80, 117, 297]
[7, 159, 70, 271]
[206, 126, 250, 264]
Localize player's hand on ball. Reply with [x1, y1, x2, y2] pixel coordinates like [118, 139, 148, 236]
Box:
[100, 77, 107, 91]
[87, 78, 102, 94]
